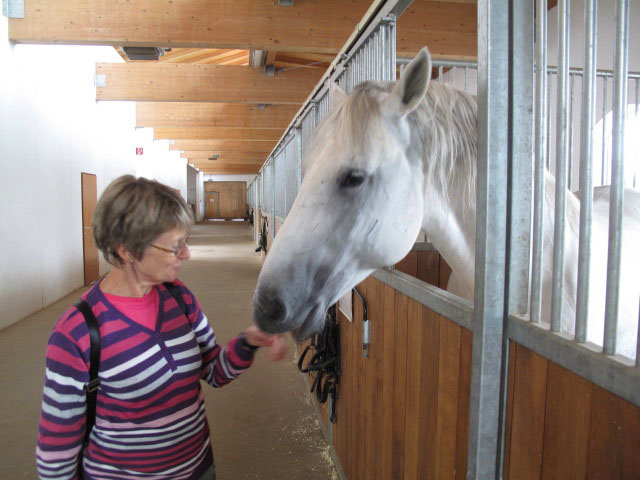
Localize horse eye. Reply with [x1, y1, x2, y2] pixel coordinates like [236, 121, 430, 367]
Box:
[339, 169, 367, 188]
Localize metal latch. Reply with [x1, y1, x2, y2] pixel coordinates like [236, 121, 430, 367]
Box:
[2, 0, 24, 18]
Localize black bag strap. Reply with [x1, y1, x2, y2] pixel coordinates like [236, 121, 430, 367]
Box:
[162, 282, 188, 317]
[75, 300, 101, 448]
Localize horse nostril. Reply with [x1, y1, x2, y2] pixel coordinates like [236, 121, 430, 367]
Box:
[262, 297, 285, 320]
[254, 292, 287, 331]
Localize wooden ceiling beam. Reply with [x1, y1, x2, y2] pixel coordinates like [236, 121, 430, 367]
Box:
[159, 48, 248, 64]
[96, 63, 322, 103]
[397, 1, 477, 59]
[194, 165, 260, 174]
[9, 1, 479, 58]
[181, 151, 269, 161]
[185, 157, 265, 165]
[170, 139, 277, 152]
[154, 127, 283, 141]
[137, 103, 299, 129]
[8, 0, 371, 54]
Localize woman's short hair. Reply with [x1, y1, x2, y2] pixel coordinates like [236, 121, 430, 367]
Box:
[93, 175, 194, 266]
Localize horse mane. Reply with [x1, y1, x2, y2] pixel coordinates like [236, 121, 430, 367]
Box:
[310, 80, 478, 210]
[411, 82, 478, 211]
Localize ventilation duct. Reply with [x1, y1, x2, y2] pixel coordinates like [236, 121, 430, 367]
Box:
[122, 47, 169, 61]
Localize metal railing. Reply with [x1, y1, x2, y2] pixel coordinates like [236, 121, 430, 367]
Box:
[245, 2, 639, 476]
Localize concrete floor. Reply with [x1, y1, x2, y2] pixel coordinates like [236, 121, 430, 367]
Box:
[0, 222, 338, 480]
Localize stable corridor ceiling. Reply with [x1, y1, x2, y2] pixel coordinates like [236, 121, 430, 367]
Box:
[8, 0, 477, 175]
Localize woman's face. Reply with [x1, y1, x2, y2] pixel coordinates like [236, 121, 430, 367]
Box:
[133, 227, 191, 284]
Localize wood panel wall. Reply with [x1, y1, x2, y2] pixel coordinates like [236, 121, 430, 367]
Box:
[203, 181, 246, 219]
[298, 248, 470, 479]
[503, 342, 640, 480]
[295, 247, 640, 479]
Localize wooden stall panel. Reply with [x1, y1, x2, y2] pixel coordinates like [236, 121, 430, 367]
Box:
[330, 275, 472, 480]
[504, 344, 640, 480]
[394, 247, 451, 290]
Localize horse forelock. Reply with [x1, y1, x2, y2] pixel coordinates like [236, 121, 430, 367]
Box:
[310, 82, 391, 164]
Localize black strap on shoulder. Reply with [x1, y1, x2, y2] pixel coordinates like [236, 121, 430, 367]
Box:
[75, 300, 101, 449]
[162, 282, 188, 317]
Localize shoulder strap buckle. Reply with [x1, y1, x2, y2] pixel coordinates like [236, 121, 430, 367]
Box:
[85, 378, 101, 393]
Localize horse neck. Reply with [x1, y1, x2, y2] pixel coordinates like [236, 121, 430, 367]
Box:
[413, 83, 479, 294]
[421, 181, 477, 296]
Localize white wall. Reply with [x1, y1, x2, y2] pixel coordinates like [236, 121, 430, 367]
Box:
[195, 170, 205, 222]
[0, 16, 187, 330]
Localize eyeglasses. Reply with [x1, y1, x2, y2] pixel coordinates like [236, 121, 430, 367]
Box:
[149, 239, 189, 257]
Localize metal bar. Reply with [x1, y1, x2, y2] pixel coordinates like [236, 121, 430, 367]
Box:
[546, 72, 553, 169]
[546, 65, 640, 79]
[575, 0, 598, 343]
[507, 0, 533, 316]
[388, 17, 396, 81]
[530, 0, 548, 324]
[604, 0, 630, 355]
[550, 0, 570, 333]
[464, 66, 469, 92]
[634, 77, 639, 189]
[507, 314, 640, 407]
[568, 73, 576, 189]
[636, 301, 640, 367]
[399, 57, 478, 69]
[372, 269, 473, 330]
[601, 77, 608, 184]
[466, 0, 509, 477]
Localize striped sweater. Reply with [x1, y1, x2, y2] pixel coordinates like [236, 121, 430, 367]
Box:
[36, 280, 256, 480]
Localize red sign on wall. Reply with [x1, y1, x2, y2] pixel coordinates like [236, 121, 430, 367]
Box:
[136, 147, 144, 155]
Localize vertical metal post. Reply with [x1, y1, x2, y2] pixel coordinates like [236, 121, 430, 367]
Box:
[603, 0, 630, 355]
[635, 78, 639, 188]
[550, 0, 570, 333]
[467, 0, 509, 477]
[530, 0, 548, 324]
[295, 126, 302, 191]
[271, 159, 276, 239]
[601, 77, 608, 184]
[575, 0, 598, 343]
[507, 0, 533, 316]
[636, 301, 640, 367]
[546, 72, 553, 169]
[568, 73, 576, 189]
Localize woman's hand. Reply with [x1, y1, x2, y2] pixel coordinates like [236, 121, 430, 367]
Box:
[243, 326, 288, 361]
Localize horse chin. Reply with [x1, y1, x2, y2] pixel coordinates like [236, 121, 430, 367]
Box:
[292, 304, 326, 342]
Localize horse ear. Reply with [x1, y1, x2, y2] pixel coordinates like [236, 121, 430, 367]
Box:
[384, 47, 432, 117]
[329, 82, 348, 109]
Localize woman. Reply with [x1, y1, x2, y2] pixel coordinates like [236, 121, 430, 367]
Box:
[36, 176, 285, 480]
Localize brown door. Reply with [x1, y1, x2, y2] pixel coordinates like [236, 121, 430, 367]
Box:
[205, 192, 220, 219]
[81, 173, 100, 285]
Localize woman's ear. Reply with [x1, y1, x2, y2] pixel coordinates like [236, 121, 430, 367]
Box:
[116, 245, 135, 264]
[383, 47, 432, 117]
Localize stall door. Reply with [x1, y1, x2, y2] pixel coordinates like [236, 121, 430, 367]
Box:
[205, 192, 221, 219]
[81, 173, 99, 285]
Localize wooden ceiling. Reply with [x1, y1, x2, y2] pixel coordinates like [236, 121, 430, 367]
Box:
[8, 0, 477, 175]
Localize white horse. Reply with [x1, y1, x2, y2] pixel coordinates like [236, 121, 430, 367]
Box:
[253, 47, 640, 360]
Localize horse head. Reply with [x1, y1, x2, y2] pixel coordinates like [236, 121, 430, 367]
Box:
[253, 48, 434, 340]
